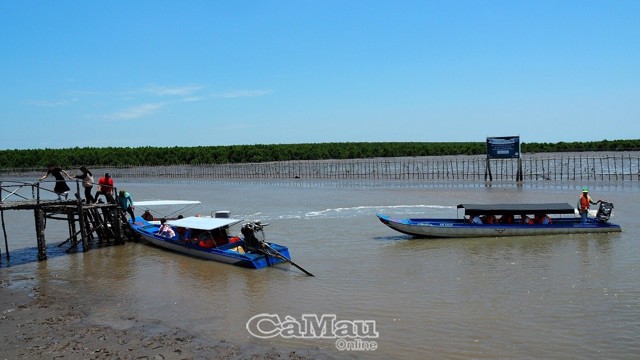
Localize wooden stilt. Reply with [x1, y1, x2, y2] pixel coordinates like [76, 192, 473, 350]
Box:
[113, 206, 123, 245]
[76, 199, 88, 251]
[94, 208, 110, 243]
[66, 208, 78, 253]
[85, 209, 99, 242]
[35, 206, 47, 261]
[1, 209, 9, 260]
[101, 207, 116, 241]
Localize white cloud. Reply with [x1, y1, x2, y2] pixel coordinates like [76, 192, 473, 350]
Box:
[25, 98, 78, 107]
[212, 90, 272, 98]
[106, 102, 166, 121]
[34, 84, 269, 123]
[182, 96, 204, 102]
[144, 84, 205, 97]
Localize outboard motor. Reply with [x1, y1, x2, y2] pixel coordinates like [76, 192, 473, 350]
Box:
[241, 221, 265, 251]
[595, 201, 614, 223]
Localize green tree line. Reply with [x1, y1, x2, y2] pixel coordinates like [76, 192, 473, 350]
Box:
[1, 140, 639, 169]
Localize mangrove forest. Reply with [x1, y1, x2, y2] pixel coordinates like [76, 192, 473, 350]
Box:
[1, 139, 639, 170]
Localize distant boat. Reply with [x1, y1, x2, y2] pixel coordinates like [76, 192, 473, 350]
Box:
[377, 202, 621, 238]
[131, 214, 292, 269]
[134, 200, 202, 223]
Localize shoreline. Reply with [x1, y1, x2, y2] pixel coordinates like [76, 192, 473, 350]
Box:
[0, 278, 318, 360]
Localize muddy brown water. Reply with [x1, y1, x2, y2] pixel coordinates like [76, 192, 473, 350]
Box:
[1, 179, 638, 359]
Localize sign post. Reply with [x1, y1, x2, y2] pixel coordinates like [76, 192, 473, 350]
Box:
[485, 136, 522, 182]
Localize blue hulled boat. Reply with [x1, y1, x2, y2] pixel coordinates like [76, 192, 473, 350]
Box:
[377, 202, 621, 238]
[131, 215, 291, 269]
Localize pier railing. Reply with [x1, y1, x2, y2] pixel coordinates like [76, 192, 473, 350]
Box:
[0, 180, 37, 202]
[0, 180, 89, 203]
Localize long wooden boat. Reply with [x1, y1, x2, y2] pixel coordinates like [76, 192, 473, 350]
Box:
[134, 200, 202, 223]
[377, 202, 621, 238]
[131, 215, 291, 269]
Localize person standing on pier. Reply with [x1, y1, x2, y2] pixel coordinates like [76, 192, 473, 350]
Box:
[39, 164, 72, 200]
[94, 172, 115, 203]
[73, 166, 94, 203]
[117, 190, 136, 223]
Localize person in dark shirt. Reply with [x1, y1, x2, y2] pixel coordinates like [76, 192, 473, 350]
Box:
[73, 166, 94, 203]
[39, 164, 71, 200]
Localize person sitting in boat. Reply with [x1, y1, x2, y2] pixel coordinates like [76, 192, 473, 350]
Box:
[176, 226, 188, 240]
[534, 213, 552, 224]
[481, 214, 497, 224]
[213, 228, 229, 246]
[156, 218, 175, 238]
[196, 231, 218, 248]
[520, 214, 534, 224]
[198, 234, 215, 248]
[141, 209, 154, 221]
[187, 229, 203, 244]
[500, 214, 514, 224]
[468, 215, 482, 224]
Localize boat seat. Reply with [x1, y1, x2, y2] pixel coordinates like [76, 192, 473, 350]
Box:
[228, 245, 245, 253]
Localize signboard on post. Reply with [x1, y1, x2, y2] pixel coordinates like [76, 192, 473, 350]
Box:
[486, 136, 520, 159]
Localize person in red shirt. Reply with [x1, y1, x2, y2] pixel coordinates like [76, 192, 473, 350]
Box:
[94, 172, 115, 203]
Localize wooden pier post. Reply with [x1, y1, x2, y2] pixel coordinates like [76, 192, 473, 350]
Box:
[76, 200, 89, 251]
[66, 208, 78, 252]
[113, 205, 123, 245]
[34, 205, 46, 261]
[1, 210, 8, 260]
[33, 183, 47, 261]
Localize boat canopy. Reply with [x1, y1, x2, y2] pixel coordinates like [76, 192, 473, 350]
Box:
[166, 216, 242, 230]
[457, 203, 576, 216]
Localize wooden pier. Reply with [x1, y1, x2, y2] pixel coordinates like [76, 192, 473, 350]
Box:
[0, 181, 134, 262]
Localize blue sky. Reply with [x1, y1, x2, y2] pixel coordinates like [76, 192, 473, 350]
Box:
[1, 1, 638, 150]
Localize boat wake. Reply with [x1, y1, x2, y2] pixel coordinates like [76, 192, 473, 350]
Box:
[240, 204, 455, 221]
